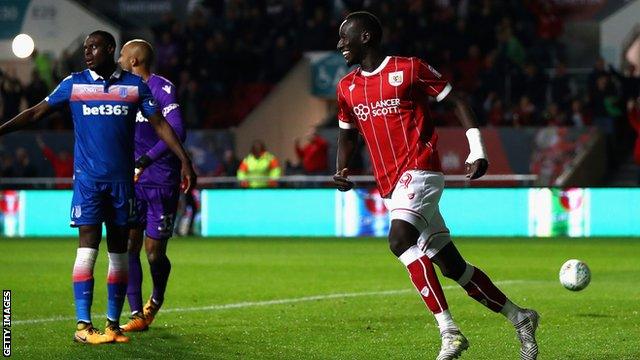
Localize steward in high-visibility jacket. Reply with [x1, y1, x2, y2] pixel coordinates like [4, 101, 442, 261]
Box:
[237, 140, 282, 188]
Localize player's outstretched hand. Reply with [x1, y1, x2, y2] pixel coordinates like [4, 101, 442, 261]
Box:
[180, 161, 197, 193]
[465, 158, 489, 180]
[333, 168, 354, 192]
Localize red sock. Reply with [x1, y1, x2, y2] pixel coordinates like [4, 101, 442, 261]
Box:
[460, 265, 506, 312]
[399, 246, 448, 314]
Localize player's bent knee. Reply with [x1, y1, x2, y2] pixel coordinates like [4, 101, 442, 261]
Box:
[388, 239, 408, 257]
[146, 248, 168, 264]
[388, 220, 420, 257]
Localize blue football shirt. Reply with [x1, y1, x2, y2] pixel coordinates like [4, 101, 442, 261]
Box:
[46, 68, 158, 181]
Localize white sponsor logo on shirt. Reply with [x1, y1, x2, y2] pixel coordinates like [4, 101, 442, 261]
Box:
[82, 104, 129, 116]
[348, 84, 355, 92]
[352, 98, 400, 121]
[162, 103, 179, 117]
[135, 111, 147, 123]
[162, 85, 172, 94]
[388, 71, 403, 86]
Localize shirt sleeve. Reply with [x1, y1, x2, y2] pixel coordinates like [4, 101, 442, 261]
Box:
[336, 83, 356, 130]
[145, 83, 186, 161]
[44, 76, 72, 107]
[415, 59, 452, 102]
[138, 80, 159, 118]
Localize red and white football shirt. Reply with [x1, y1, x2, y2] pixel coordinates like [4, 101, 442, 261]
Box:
[336, 56, 452, 197]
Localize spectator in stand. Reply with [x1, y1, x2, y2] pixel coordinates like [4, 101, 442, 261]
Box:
[53, 49, 74, 83]
[237, 140, 281, 188]
[216, 149, 241, 177]
[295, 130, 328, 175]
[483, 92, 506, 126]
[627, 98, 640, 184]
[518, 63, 547, 109]
[1, 69, 23, 120]
[0, 152, 15, 178]
[36, 136, 73, 189]
[30, 49, 54, 90]
[542, 103, 566, 126]
[569, 99, 590, 128]
[155, 31, 180, 78]
[590, 75, 621, 136]
[449, 19, 473, 62]
[588, 58, 609, 96]
[590, 74, 622, 168]
[14, 147, 38, 178]
[178, 72, 203, 128]
[467, 0, 500, 54]
[477, 51, 503, 101]
[496, 24, 526, 69]
[550, 62, 574, 112]
[266, 35, 294, 82]
[455, 44, 483, 93]
[511, 96, 537, 127]
[528, 0, 565, 67]
[25, 70, 50, 108]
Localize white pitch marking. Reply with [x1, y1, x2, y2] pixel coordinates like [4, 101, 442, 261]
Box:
[13, 280, 528, 325]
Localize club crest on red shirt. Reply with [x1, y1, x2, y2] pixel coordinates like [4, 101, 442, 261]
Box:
[388, 71, 403, 86]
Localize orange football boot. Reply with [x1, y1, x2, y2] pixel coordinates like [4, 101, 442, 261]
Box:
[120, 312, 149, 332]
[73, 323, 113, 344]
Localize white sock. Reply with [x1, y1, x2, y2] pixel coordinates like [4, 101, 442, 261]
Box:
[434, 310, 459, 333]
[107, 252, 128, 272]
[501, 299, 525, 325]
[398, 246, 424, 266]
[74, 248, 98, 270]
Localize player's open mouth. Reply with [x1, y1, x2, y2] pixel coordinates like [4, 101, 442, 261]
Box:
[85, 59, 93, 66]
[342, 50, 350, 60]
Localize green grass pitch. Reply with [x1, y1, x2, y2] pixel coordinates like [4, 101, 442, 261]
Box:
[1, 237, 639, 359]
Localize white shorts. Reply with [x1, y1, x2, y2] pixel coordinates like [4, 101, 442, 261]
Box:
[383, 170, 452, 258]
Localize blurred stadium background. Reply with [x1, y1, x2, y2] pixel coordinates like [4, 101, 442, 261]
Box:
[1, 0, 640, 237]
[1, 1, 640, 359]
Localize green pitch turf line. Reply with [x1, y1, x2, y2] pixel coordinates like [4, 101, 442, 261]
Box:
[14, 280, 532, 326]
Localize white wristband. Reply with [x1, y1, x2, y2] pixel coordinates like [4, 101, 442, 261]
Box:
[465, 128, 487, 164]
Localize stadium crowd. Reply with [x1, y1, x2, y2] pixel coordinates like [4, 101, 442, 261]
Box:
[1, 0, 639, 181]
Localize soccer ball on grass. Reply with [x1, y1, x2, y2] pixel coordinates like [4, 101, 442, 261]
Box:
[559, 259, 591, 291]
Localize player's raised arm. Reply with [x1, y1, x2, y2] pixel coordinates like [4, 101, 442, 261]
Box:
[0, 101, 52, 136]
[1, 74, 72, 136]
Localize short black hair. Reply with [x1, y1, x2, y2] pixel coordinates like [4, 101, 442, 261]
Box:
[345, 11, 383, 45]
[89, 30, 116, 50]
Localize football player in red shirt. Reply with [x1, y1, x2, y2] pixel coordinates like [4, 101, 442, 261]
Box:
[333, 11, 539, 360]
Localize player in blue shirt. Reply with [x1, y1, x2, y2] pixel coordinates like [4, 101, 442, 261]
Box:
[0, 30, 196, 344]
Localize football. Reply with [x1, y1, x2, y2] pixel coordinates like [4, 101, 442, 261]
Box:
[559, 259, 591, 291]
